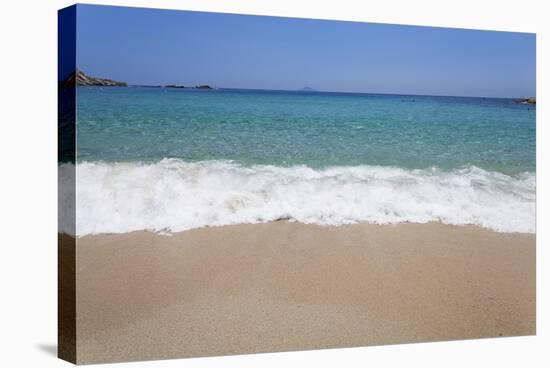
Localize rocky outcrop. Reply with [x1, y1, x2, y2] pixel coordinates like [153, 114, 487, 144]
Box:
[515, 97, 536, 105]
[60, 70, 127, 88]
[163, 84, 213, 89]
[58, 71, 214, 90]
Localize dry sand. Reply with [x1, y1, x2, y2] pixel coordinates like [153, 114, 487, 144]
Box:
[68, 222, 535, 364]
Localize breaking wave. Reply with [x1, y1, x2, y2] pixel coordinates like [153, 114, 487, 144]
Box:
[59, 159, 536, 236]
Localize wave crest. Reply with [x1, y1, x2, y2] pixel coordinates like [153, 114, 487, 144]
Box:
[61, 159, 535, 235]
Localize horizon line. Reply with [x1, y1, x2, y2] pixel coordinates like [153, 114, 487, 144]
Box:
[116, 84, 533, 100]
[65, 71, 533, 100]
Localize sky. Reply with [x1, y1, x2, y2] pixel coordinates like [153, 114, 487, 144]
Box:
[73, 4, 536, 98]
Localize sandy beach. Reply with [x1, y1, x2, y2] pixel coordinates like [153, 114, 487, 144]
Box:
[63, 222, 535, 364]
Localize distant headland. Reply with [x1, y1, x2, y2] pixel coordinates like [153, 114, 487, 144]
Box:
[59, 70, 213, 90]
[59, 69, 128, 88]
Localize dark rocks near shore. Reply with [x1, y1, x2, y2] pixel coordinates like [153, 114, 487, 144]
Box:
[60, 69, 127, 88]
[515, 97, 536, 105]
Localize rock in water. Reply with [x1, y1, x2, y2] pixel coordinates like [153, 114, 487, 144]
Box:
[515, 97, 536, 105]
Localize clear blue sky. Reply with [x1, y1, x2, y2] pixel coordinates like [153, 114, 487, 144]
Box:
[74, 4, 535, 98]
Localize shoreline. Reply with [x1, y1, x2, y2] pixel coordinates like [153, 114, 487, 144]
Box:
[76, 220, 536, 239]
[69, 221, 535, 363]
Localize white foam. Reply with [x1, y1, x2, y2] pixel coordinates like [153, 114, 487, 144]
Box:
[65, 159, 535, 236]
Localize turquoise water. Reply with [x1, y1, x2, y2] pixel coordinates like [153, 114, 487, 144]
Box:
[71, 87, 536, 235]
[77, 87, 535, 175]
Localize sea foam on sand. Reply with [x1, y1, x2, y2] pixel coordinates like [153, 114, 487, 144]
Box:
[59, 159, 535, 236]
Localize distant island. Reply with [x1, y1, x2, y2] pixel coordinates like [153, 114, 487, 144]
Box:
[298, 86, 317, 92]
[164, 84, 213, 90]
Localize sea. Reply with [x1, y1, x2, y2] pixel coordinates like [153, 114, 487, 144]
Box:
[68, 87, 536, 235]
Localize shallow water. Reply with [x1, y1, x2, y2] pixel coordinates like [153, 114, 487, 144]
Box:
[71, 87, 536, 235]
